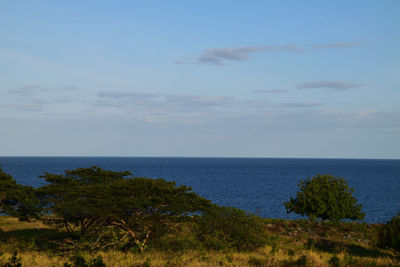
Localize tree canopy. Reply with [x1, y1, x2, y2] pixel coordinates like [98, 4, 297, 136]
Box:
[0, 165, 39, 220]
[283, 174, 365, 221]
[37, 166, 213, 250]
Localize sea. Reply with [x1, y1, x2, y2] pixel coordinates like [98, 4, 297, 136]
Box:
[0, 157, 399, 223]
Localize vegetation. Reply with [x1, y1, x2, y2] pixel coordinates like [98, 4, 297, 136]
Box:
[37, 167, 213, 252]
[378, 212, 400, 257]
[1, 216, 399, 266]
[198, 206, 268, 251]
[0, 167, 399, 266]
[283, 174, 365, 222]
[0, 165, 39, 221]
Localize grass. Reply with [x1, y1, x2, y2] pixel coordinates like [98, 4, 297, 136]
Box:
[0, 216, 399, 266]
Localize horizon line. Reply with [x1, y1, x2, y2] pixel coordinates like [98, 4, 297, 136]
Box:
[0, 155, 399, 160]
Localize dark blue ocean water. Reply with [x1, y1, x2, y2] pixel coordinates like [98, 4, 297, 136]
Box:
[0, 157, 399, 223]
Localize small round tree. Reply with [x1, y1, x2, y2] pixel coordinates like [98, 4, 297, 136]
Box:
[283, 174, 364, 221]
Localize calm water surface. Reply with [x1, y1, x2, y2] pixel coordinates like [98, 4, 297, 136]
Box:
[0, 157, 399, 223]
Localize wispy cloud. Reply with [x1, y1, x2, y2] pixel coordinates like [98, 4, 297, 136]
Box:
[297, 81, 362, 91]
[0, 98, 49, 112]
[98, 92, 160, 99]
[252, 89, 288, 94]
[3, 85, 83, 114]
[63, 85, 79, 90]
[8, 85, 81, 97]
[312, 42, 365, 49]
[8, 85, 47, 97]
[275, 102, 325, 108]
[97, 91, 236, 111]
[166, 94, 235, 107]
[178, 42, 365, 65]
[178, 45, 302, 65]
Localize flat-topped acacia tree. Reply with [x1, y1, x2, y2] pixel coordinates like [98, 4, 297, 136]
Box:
[283, 174, 365, 222]
[37, 166, 213, 250]
[0, 165, 39, 221]
[37, 167, 132, 235]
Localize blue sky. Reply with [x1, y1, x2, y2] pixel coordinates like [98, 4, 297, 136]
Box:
[1, 1, 399, 158]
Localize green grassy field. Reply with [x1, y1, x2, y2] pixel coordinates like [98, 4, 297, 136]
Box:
[0, 216, 398, 267]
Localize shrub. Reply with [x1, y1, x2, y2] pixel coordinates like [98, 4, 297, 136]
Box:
[141, 258, 151, 267]
[343, 254, 357, 265]
[64, 255, 105, 267]
[154, 228, 199, 251]
[198, 206, 268, 251]
[284, 174, 364, 221]
[328, 255, 341, 267]
[295, 255, 307, 266]
[378, 212, 400, 257]
[304, 238, 316, 250]
[248, 256, 268, 266]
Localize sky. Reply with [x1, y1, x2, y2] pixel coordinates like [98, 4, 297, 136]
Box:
[0, 1, 399, 158]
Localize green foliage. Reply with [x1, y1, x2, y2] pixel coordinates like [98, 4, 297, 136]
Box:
[154, 225, 199, 251]
[248, 256, 268, 266]
[0, 165, 39, 221]
[282, 255, 307, 267]
[343, 253, 357, 265]
[283, 174, 364, 221]
[295, 255, 307, 266]
[269, 239, 279, 255]
[141, 258, 151, 267]
[102, 176, 212, 250]
[198, 206, 268, 251]
[64, 254, 105, 267]
[37, 167, 132, 235]
[304, 237, 316, 250]
[37, 166, 212, 251]
[378, 212, 400, 257]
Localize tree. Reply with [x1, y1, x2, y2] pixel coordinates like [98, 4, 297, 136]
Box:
[103, 177, 212, 250]
[37, 166, 212, 251]
[0, 165, 39, 221]
[283, 174, 364, 221]
[37, 166, 131, 237]
[378, 212, 400, 257]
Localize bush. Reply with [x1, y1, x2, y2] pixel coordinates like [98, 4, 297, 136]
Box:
[378, 212, 400, 257]
[154, 225, 199, 251]
[328, 255, 341, 267]
[304, 238, 316, 250]
[283, 174, 364, 221]
[295, 255, 307, 266]
[64, 255, 105, 267]
[248, 256, 268, 266]
[198, 206, 268, 251]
